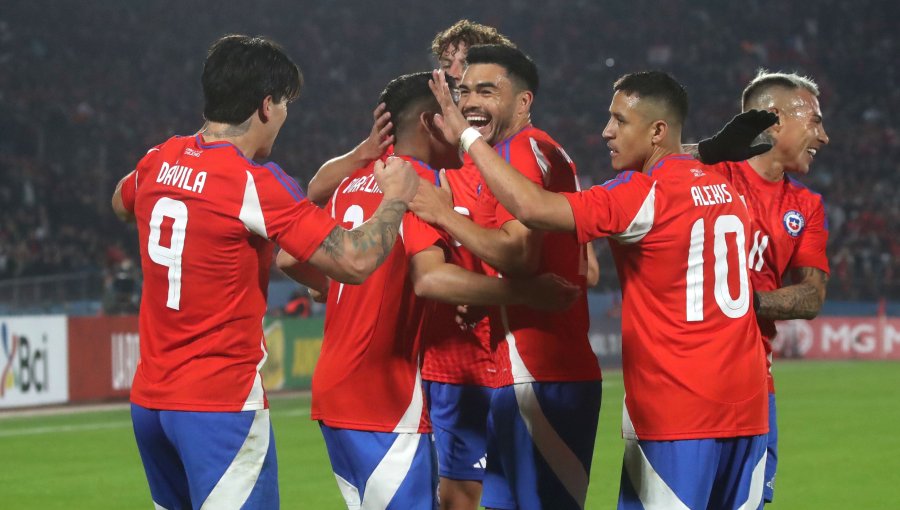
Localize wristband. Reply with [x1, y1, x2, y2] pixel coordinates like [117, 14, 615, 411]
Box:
[459, 127, 483, 153]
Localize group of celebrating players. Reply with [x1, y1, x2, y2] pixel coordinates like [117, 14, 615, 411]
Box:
[112, 18, 830, 510]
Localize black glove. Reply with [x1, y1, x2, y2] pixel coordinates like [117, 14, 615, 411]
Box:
[697, 110, 778, 164]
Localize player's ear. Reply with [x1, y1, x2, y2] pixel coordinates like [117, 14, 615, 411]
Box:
[650, 119, 668, 145]
[422, 111, 441, 139]
[516, 90, 534, 116]
[259, 95, 274, 123]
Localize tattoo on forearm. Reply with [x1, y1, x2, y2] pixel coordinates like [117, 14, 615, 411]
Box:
[320, 226, 345, 259]
[757, 267, 829, 320]
[321, 199, 407, 267]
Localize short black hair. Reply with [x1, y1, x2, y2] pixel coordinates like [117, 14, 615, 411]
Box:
[613, 71, 688, 125]
[378, 72, 455, 136]
[202, 34, 303, 124]
[466, 44, 539, 95]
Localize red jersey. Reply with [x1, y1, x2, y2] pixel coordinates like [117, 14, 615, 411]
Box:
[311, 156, 445, 433]
[715, 161, 830, 392]
[563, 154, 768, 440]
[420, 159, 496, 386]
[483, 126, 599, 386]
[121, 135, 337, 412]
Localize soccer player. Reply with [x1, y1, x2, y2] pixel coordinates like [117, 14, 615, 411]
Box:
[110, 35, 420, 510]
[306, 19, 514, 206]
[305, 22, 598, 510]
[424, 68, 777, 509]
[277, 72, 580, 509]
[410, 46, 601, 510]
[712, 71, 831, 505]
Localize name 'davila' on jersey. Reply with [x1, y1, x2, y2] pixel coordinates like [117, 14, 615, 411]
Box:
[690, 183, 733, 207]
[156, 161, 207, 194]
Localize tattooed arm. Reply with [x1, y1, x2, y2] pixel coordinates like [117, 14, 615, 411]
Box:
[756, 267, 829, 320]
[295, 157, 417, 285]
[305, 198, 408, 284]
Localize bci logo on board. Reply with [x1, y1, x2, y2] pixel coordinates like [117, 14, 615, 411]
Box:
[1, 322, 50, 396]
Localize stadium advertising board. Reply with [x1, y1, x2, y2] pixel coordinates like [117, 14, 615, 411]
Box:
[257, 317, 326, 391]
[0, 315, 69, 408]
[67, 316, 139, 402]
[773, 316, 900, 360]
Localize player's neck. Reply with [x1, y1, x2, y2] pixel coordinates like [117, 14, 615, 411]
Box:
[200, 122, 262, 160]
[640, 143, 680, 173]
[494, 116, 531, 146]
[392, 139, 431, 167]
[747, 153, 785, 182]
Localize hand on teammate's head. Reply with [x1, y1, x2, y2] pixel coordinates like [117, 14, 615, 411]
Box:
[429, 70, 470, 146]
[698, 109, 779, 164]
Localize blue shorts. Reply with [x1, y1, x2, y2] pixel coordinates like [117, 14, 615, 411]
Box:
[424, 381, 493, 481]
[618, 434, 767, 510]
[764, 392, 778, 503]
[319, 423, 437, 509]
[481, 381, 602, 510]
[131, 404, 278, 510]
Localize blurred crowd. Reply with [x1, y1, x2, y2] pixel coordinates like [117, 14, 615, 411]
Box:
[0, 0, 896, 300]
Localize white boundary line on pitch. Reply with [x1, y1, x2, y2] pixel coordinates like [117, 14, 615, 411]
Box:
[0, 407, 311, 438]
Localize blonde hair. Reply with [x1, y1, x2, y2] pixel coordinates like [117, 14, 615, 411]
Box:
[741, 69, 820, 111]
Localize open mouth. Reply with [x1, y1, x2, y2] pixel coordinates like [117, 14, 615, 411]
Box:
[465, 111, 491, 134]
[806, 148, 817, 159]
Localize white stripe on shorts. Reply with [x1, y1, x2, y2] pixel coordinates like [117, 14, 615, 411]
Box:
[623, 439, 690, 510]
[514, 383, 589, 508]
[736, 453, 766, 510]
[200, 409, 270, 510]
[360, 433, 421, 509]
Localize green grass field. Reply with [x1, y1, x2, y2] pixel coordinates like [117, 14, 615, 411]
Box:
[2, 361, 898, 509]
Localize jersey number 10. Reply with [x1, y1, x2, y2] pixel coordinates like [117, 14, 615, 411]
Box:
[685, 215, 750, 322]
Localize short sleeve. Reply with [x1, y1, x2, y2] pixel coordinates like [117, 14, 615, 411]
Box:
[402, 212, 447, 257]
[493, 135, 549, 226]
[123, 146, 163, 212]
[120, 170, 138, 213]
[562, 171, 656, 244]
[789, 196, 830, 274]
[242, 164, 339, 263]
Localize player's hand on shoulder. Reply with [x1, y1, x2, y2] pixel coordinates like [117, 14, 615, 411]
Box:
[409, 171, 454, 225]
[521, 273, 581, 311]
[698, 109, 779, 164]
[376, 156, 418, 204]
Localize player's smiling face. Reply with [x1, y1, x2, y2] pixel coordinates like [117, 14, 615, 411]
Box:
[602, 91, 655, 171]
[771, 89, 829, 175]
[458, 63, 523, 146]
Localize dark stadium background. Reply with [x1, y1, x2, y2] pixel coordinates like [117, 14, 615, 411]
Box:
[0, 0, 896, 310]
[1, 2, 899, 508]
